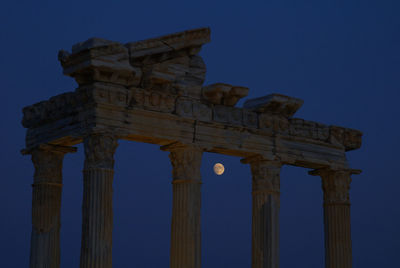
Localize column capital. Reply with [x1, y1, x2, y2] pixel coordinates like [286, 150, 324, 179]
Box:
[23, 144, 77, 183]
[242, 155, 282, 194]
[84, 134, 118, 170]
[161, 142, 203, 182]
[309, 168, 361, 205]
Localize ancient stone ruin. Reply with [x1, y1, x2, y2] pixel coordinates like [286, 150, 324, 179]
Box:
[22, 27, 362, 268]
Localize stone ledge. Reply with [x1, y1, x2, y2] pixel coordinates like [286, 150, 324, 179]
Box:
[243, 94, 303, 118]
[126, 27, 211, 59]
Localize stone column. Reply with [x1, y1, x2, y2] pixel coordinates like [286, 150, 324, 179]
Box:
[24, 144, 76, 268]
[242, 156, 281, 268]
[162, 143, 203, 268]
[80, 134, 118, 268]
[309, 168, 361, 268]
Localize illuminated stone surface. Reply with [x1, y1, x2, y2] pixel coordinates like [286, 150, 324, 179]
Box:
[22, 27, 362, 268]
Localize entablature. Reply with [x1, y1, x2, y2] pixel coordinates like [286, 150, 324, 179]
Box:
[22, 27, 362, 170]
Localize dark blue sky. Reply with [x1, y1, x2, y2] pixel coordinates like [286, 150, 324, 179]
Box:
[1, 1, 399, 267]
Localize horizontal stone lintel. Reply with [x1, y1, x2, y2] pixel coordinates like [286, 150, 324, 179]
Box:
[24, 101, 349, 169]
[22, 85, 362, 152]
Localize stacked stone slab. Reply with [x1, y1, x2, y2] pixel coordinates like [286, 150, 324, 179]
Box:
[22, 27, 362, 268]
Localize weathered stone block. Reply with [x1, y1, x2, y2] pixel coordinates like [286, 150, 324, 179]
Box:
[137, 53, 206, 99]
[316, 123, 329, 141]
[344, 128, 362, 151]
[22, 92, 85, 128]
[59, 38, 141, 87]
[71, 38, 116, 54]
[129, 88, 176, 113]
[243, 109, 258, 128]
[229, 108, 243, 125]
[259, 114, 275, 130]
[193, 102, 212, 121]
[130, 88, 145, 106]
[213, 105, 230, 124]
[329, 126, 345, 146]
[289, 119, 330, 141]
[126, 27, 211, 59]
[244, 94, 303, 118]
[303, 120, 317, 139]
[212, 105, 243, 126]
[92, 87, 110, 103]
[259, 114, 288, 133]
[176, 98, 193, 118]
[187, 55, 206, 83]
[202, 83, 248, 106]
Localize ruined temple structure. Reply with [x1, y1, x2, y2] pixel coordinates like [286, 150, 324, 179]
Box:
[22, 27, 362, 268]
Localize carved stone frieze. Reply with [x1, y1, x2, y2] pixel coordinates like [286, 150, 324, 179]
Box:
[259, 114, 289, 134]
[22, 85, 362, 155]
[161, 143, 202, 181]
[213, 105, 244, 126]
[243, 109, 258, 128]
[130, 87, 176, 113]
[83, 135, 118, 170]
[22, 92, 83, 128]
[289, 118, 330, 141]
[175, 98, 213, 121]
[229, 107, 243, 125]
[176, 98, 193, 118]
[192, 102, 212, 121]
[86, 83, 130, 107]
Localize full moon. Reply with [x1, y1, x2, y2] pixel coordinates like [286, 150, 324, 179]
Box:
[213, 163, 225, 175]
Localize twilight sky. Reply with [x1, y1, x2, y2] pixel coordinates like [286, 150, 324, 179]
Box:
[1, 1, 399, 267]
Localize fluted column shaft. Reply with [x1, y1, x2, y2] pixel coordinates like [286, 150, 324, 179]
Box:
[310, 169, 359, 268]
[27, 145, 75, 268]
[163, 143, 203, 268]
[80, 134, 118, 268]
[244, 157, 281, 268]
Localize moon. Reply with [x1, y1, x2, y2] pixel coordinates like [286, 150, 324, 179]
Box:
[213, 163, 225, 175]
